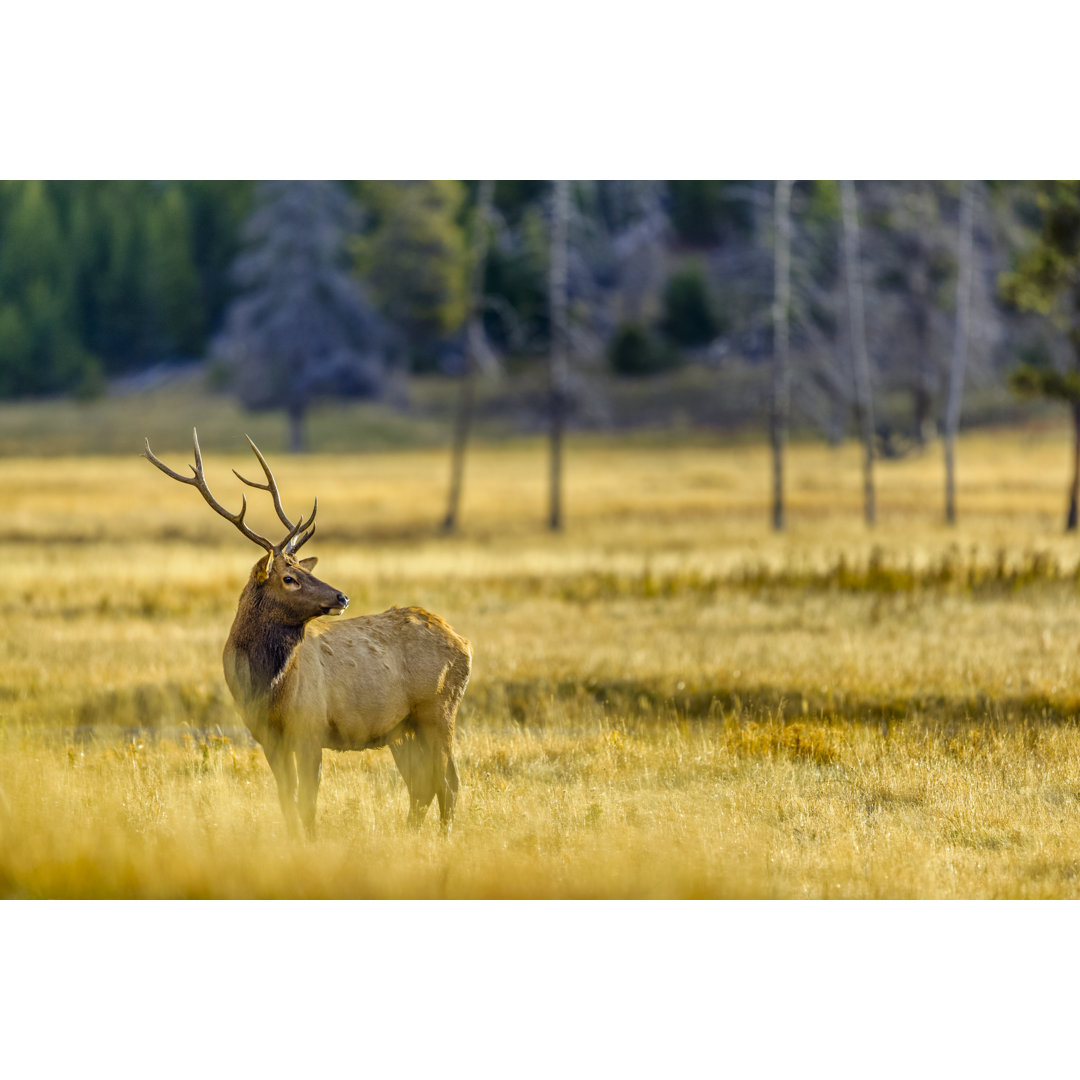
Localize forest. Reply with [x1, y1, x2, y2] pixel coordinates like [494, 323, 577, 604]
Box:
[8, 180, 1080, 908]
[2, 180, 1076, 465]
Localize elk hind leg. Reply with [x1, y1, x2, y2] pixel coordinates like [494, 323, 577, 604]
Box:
[389, 721, 436, 828]
[436, 754, 459, 833]
[414, 703, 459, 834]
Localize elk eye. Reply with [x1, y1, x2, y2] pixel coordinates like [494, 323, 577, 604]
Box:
[283, 575, 296, 585]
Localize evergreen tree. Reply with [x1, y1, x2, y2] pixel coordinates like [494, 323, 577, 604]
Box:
[0, 181, 100, 396]
[356, 180, 468, 370]
[667, 181, 754, 247]
[146, 185, 205, 356]
[66, 180, 154, 371]
[659, 263, 720, 347]
[1000, 181, 1080, 530]
[482, 194, 552, 353]
[182, 180, 255, 334]
[212, 181, 391, 451]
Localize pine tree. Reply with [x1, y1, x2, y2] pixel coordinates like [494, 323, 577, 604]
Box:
[356, 180, 468, 370]
[0, 181, 99, 395]
[1000, 181, 1080, 530]
[212, 181, 391, 452]
[146, 186, 205, 356]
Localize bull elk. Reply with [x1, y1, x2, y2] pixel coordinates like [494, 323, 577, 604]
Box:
[143, 430, 471, 837]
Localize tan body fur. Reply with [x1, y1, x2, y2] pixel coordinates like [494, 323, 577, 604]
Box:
[142, 432, 471, 837]
[223, 555, 472, 836]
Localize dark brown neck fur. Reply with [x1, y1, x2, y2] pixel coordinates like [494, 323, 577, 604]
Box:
[226, 580, 308, 697]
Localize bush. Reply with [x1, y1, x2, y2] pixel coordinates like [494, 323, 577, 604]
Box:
[666, 181, 753, 246]
[608, 324, 678, 377]
[659, 265, 722, 348]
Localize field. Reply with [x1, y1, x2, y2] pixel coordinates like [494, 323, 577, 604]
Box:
[5, 413, 1080, 898]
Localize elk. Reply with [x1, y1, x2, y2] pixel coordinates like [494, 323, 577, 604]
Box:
[143, 430, 471, 837]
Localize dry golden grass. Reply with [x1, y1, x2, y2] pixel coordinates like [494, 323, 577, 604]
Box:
[5, 424, 1080, 897]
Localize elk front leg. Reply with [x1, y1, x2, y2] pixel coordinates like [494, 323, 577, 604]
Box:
[263, 732, 302, 838]
[296, 744, 322, 840]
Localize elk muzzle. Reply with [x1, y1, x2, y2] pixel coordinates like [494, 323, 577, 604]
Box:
[322, 591, 349, 617]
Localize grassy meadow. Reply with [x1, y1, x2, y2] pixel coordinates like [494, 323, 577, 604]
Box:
[5, 407, 1080, 898]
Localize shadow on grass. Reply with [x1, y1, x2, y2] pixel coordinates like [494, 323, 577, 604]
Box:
[47, 672, 1080, 745]
[473, 676, 1080, 729]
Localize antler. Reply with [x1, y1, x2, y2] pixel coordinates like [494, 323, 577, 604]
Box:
[142, 429, 317, 556]
[232, 435, 317, 554]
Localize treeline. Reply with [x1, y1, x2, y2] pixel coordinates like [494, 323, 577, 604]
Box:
[0, 180, 767, 399]
[0, 180, 1068, 444]
[0, 181, 253, 396]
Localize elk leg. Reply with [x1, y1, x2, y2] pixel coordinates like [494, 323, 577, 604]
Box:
[296, 744, 323, 840]
[264, 732, 301, 838]
[413, 705, 458, 833]
[436, 752, 459, 833]
[389, 722, 436, 828]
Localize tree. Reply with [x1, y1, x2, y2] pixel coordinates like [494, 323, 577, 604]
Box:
[608, 324, 672, 376]
[481, 186, 552, 354]
[0, 181, 99, 396]
[65, 181, 154, 371]
[443, 179, 495, 533]
[840, 180, 876, 526]
[355, 181, 469, 370]
[212, 181, 391, 452]
[549, 180, 571, 531]
[659, 263, 720, 348]
[771, 180, 792, 532]
[859, 182, 955, 444]
[944, 181, 977, 525]
[182, 180, 255, 336]
[145, 185, 205, 356]
[768, 181, 794, 531]
[783, 181, 847, 444]
[667, 181, 755, 247]
[1000, 181, 1080, 530]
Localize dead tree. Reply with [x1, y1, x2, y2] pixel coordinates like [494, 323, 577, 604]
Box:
[442, 179, 495, 533]
[548, 180, 571, 531]
[944, 181, 976, 525]
[771, 180, 793, 531]
[840, 180, 877, 526]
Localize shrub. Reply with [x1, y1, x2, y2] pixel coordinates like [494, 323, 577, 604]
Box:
[608, 324, 677, 377]
[659, 265, 722, 347]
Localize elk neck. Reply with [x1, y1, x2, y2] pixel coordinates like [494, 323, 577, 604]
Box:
[225, 577, 309, 699]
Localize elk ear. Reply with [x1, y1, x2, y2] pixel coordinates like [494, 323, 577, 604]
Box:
[257, 551, 274, 582]
[299, 557, 318, 571]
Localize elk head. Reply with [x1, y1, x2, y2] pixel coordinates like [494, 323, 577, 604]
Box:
[143, 429, 349, 625]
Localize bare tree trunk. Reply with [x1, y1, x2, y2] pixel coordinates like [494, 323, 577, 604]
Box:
[287, 401, 306, 453]
[1068, 399, 1080, 533]
[442, 179, 495, 533]
[944, 180, 975, 525]
[840, 180, 876, 527]
[770, 180, 793, 532]
[548, 180, 571, 532]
